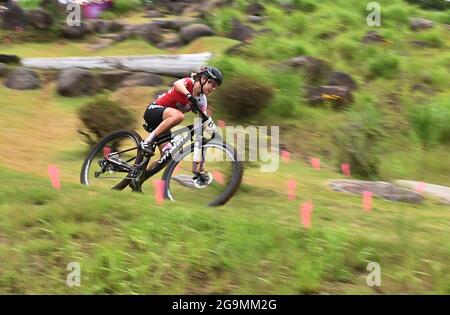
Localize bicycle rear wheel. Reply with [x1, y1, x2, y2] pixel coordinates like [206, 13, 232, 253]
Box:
[80, 130, 143, 190]
[161, 140, 243, 206]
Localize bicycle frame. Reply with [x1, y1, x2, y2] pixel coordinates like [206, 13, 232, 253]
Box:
[131, 116, 216, 192]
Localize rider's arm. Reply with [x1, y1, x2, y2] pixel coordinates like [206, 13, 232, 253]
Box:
[173, 79, 191, 97]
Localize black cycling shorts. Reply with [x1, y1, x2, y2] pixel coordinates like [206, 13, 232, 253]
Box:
[143, 103, 171, 139]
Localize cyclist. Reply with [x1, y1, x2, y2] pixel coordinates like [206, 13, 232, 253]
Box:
[140, 66, 223, 156]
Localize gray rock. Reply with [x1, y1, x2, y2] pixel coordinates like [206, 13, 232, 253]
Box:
[1, 2, 27, 30]
[0, 63, 7, 77]
[120, 72, 164, 87]
[283, 56, 331, 83]
[156, 38, 184, 49]
[145, 10, 163, 18]
[229, 19, 255, 42]
[5, 68, 41, 90]
[0, 54, 20, 64]
[61, 23, 89, 39]
[329, 180, 424, 204]
[27, 8, 53, 30]
[248, 15, 265, 24]
[57, 68, 101, 97]
[306, 85, 353, 109]
[410, 17, 434, 32]
[394, 180, 450, 205]
[362, 30, 387, 44]
[141, 22, 162, 44]
[246, 3, 265, 16]
[95, 20, 124, 34]
[180, 24, 215, 43]
[327, 71, 357, 91]
[98, 70, 131, 90]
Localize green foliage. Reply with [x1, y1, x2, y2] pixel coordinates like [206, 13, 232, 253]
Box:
[216, 76, 274, 121]
[405, 0, 450, 10]
[368, 52, 401, 79]
[416, 29, 446, 48]
[382, 4, 410, 26]
[17, 0, 41, 9]
[78, 95, 136, 146]
[205, 8, 242, 35]
[100, 11, 117, 21]
[408, 96, 450, 148]
[333, 103, 384, 179]
[112, 0, 142, 14]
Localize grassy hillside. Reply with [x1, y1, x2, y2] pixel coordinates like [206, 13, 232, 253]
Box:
[0, 0, 449, 294]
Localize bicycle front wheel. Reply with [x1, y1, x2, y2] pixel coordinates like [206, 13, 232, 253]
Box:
[161, 140, 243, 206]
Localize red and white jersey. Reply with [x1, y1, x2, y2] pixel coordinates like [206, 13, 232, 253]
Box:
[154, 77, 207, 113]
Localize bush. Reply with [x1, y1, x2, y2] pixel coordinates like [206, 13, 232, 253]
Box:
[205, 8, 242, 34]
[416, 29, 446, 48]
[100, 11, 117, 21]
[332, 103, 384, 179]
[78, 97, 136, 146]
[383, 4, 410, 26]
[406, 0, 450, 10]
[409, 97, 450, 148]
[368, 52, 400, 79]
[112, 0, 142, 14]
[216, 76, 274, 121]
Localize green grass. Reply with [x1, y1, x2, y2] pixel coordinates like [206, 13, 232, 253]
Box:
[0, 156, 449, 294]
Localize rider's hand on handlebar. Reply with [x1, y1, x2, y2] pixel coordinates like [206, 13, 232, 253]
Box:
[186, 93, 199, 113]
[203, 116, 216, 135]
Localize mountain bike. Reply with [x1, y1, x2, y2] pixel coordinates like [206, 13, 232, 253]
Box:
[80, 110, 243, 206]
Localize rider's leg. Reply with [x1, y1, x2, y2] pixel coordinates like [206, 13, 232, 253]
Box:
[142, 107, 184, 154]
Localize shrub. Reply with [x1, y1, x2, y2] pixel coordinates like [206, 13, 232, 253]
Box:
[332, 103, 384, 179]
[337, 38, 359, 61]
[409, 97, 450, 148]
[100, 11, 117, 21]
[205, 8, 242, 34]
[78, 96, 136, 146]
[382, 4, 410, 26]
[416, 29, 445, 48]
[405, 0, 450, 10]
[216, 76, 274, 121]
[368, 52, 400, 79]
[112, 0, 142, 14]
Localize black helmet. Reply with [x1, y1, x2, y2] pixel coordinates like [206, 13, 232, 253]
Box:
[198, 66, 223, 86]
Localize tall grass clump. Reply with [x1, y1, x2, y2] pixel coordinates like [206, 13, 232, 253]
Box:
[408, 96, 450, 148]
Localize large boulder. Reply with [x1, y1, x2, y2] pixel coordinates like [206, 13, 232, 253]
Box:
[27, 8, 53, 30]
[329, 180, 423, 204]
[95, 20, 124, 34]
[306, 85, 353, 110]
[5, 68, 41, 90]
[0, 54, 20, 64]
[120, 72, 164, 87]
[229, 19, 255, 42]
[145, 9, 163, 18]
[61, 23, 91, 39]
[327, 71, 357, 91]
[1, 2, 27, 30]
[57, 68, 101, 97]
[156, 33, 183, 49]
[246, 3, 265, 16]
[410, 17, 434, 31]
[180, 24, 215, 43]
[98, 70, 132, 91]
[141, 22, 162, 44]
[283, 56, 331, 83]
[0, 63, 7, 77]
